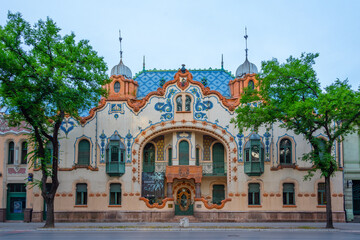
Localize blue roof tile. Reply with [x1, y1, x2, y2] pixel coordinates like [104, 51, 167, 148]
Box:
[134, 69, 234, 98]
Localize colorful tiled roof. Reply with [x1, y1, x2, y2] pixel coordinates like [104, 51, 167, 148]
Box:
[134, 68, 235, 98]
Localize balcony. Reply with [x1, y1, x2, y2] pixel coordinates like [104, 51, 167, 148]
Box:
[106, 161, 125, 176]
[244, 161, 264, 176]
[200, 162, 227, 176]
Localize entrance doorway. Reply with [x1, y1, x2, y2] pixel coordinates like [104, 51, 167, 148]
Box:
[6, 184, 26, 220]
[353, 180, 360, 215]
[175, 187, 193, 215]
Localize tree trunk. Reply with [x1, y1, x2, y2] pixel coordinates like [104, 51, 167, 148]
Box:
[325, 175, 334, 228]
[44, 197, 55, 228]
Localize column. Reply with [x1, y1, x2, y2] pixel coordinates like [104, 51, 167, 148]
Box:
[195, 183, 201, 198]
[167, 182, 173, 198]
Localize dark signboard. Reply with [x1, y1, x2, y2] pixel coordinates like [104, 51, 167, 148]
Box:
[142, 172, 165, 203]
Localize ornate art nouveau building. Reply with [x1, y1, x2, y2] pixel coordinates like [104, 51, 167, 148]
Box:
[0, 37, 346, 222]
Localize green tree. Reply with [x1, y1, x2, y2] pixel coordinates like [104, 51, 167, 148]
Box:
[0, 12, 109, 227]
[233, 53, 360, 228]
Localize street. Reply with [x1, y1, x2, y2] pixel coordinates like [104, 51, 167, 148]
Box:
[1, 230, 360, 240]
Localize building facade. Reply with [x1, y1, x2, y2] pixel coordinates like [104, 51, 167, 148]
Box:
[0, 51, 346, 222]
[344, 131, 360, 221]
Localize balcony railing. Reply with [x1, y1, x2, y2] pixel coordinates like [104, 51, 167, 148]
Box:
[200, 162, 226, 176]
[106, 161, 125, 176]
[244, 161, 264, 176]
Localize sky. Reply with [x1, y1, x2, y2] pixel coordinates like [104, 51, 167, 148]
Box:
[1, 0, 359, 89]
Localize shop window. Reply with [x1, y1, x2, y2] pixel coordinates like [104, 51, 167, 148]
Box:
[212, 185, 225, 205]
[318, 183, 326, 205]
[75, 183, 87, 205]
[21, 142, 27, 164]
[279, 138, 292, 164]
[8, 141, 14, 164]
[109, 183, 121, 205]
[78, 139, 90, 165]
[283, 183, 295, 205]
[248, 183, 260, 205]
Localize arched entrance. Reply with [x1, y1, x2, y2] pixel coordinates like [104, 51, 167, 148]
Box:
[175, 187, 193, 215]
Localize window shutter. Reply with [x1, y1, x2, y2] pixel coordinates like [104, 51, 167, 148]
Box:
[249, 183, 260, 192]
[283, 183, 294, 192]
[110, 184, 121, 192]
[76, 184, 87, 192]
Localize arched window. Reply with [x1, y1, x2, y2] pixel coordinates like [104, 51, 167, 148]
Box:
[212, 143, 225, 175]
[179, 140, 189, 165]
[176, 96, 183, 111]
[8, 141, 14, 164]
[185, 95, 191, 111]
[248, 80, 254, 90]
[114, 81, 120, 93]
[143, 143, 155, 172]
[21, 142, 28, 164]
[196, 147, 200, 166]
[279, 138, 292, 164]
[78, 139, 90, 165]
[244, 134, 264, 176]
[212, 185, 225, 205]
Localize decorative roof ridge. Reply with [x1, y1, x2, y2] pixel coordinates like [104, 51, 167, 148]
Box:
[133, 67, 235, 79]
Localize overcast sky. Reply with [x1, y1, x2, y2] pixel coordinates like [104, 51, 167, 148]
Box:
[1, 0, 359, 89]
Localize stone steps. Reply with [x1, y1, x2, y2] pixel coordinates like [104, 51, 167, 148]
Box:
[170, 215, 199, 223]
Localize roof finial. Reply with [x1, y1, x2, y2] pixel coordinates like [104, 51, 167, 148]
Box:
[221, 54, 224, 70]
[119, 30, 123, 61]
[244, 27, 248, 60]
[143, 55, 145, 71]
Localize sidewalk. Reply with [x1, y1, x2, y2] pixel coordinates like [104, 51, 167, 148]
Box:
[0, 221, 359, 232]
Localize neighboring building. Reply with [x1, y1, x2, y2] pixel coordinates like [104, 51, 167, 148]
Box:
[344, 131, 360, 221]
[0, 35, 346, 222]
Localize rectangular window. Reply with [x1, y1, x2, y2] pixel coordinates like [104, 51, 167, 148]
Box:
[168, 148, 172, 166]
[283, 183, 295, 205]
[109, 183, 121, 205]
[318, 183, 326, 205]
[196, 148, 200, 166]
[248, 183, 260, 205]
[76, 183, 87, 205]
[21, 142, 28, 164]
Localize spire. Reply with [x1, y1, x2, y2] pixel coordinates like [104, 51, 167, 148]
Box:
[221, 54, 224, 70]
[244, 27, 248, 60]
[143, 55, 145, 71]
[119, 30, 123, 61]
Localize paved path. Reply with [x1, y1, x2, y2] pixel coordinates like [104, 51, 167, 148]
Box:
[0, 221, 359, 232]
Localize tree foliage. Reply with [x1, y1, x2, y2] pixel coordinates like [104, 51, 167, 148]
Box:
[0, 12, 110, 227]
[233, 53, 360, 228]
